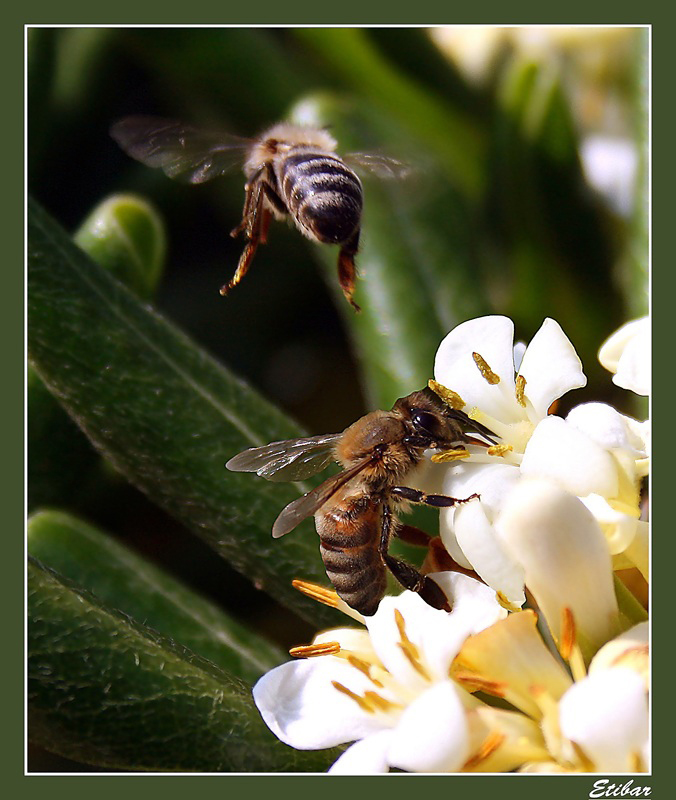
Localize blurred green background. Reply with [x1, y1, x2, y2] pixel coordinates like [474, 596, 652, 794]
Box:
[27, 26, 648, 772]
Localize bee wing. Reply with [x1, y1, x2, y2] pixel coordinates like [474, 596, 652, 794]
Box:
[344, 152, 412, 180]
[110, 115, 251, 184]
[271, 456, 373, 538]
[225, 433, 343, 482]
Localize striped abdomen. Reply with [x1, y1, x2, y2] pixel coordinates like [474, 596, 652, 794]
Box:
[315, 496, 386, 616]
[277, 149, 363, 245]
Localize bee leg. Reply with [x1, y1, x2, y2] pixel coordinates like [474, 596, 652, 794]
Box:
[396, 524, 432, 547]
[337, 229, 361, 312]
[390, 486, 480, 507]
[222, 179, 270, 295]
[380, 505, 451, 612]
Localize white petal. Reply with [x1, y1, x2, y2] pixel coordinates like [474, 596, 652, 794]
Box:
[328, 731, 393, 774]
[520, 416, 619, 498]
[589, 622, 649, 686]
[435, 316, 522, 422]
[430, 571, 509, 636]
[517, 318, 586, 418]
[387, 681, 470, 772]
[599, 317, 650, 396]
[558, 668, 648, 771]
[566, 402, 646, 456]
[497, 477, 619, 654]
[252, 658, 388, 749]
[453, 499, 526, 608]
[579, 494, 639, 554]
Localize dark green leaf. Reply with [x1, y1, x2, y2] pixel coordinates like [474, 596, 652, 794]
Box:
[28, 557, 337, 772]
[28, 510, 287, 683]
[28, 197, 343, 628]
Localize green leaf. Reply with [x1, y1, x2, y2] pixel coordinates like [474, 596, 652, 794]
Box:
[28, 510, 287, 683]
[27, 197, 343, 628]
[74, 193, 167, 300]
[28, 557, 337, 772]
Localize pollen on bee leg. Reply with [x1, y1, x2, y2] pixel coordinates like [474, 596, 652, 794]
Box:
[290, 641, 341, 658]
[428, 379, 465, 410]
[472, 353, 500, 385]
[431, 448, 470, 463]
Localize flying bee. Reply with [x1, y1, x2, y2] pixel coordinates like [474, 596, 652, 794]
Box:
[226, 387, 496, 616]
[110, 116, 408, 310]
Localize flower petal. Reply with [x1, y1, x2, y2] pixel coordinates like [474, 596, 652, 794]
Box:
[328, 730, 393, 774]
[387, 680, 470, 772]
[517, 318, 586, 417]
[589, 622, 649, 687]
[566, 402, 647, 456]
[558, 668, 649, 771]
[452, 499, 526, 609]
[434, 316, 522, 422]
[455, 610, 572, 718]
[252, 657, 389, 749]
[598, 317, 650, 396]
[520, 415, 619, 498]
[497, 477, 619, 656]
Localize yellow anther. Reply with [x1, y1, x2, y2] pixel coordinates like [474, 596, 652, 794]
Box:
[495, 590, 522, 612]
[428, 379, 465, 410]
[347, 654, 384, 688]
[472, 352, 500, 384]
[487, 444, 513, 458]
[515, 374, 527, 407]
[290, 641, 341, 658]
[331, 681, 373, 713]
[463, 731, 506, 770]
[452, 671, 507, 697]
[394, 609, 432, 681]
[331, 681, 399, 714]
[292, 579, 340, 608]
[431, 448, 470, 463]
[559, 608, 587, 683]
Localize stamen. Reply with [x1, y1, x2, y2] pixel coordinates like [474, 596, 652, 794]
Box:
[428, 379, 465, 410]
[495, 590, 522, 612]
[331, 681, 401, 714]
[431, 448, 470, 463]
[394, 609, 432, 681]
[331, 681, 373, 713]
[515, 374, 527, 407]
[347, 654, 385, 688]
[487, 444, 513, 458]
[463, 731, 506, 770]
[452, 671, 507, 697]
[292, 578, 364, 622]
[560, 608, 587, 683]
[290, 641, 341, 658]
[472, 353, 500, 385]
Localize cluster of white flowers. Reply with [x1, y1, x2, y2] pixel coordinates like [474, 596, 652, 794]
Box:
[253, 315, 650, 774]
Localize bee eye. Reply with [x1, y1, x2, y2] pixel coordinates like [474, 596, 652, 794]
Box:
[411, 410, 443, 439]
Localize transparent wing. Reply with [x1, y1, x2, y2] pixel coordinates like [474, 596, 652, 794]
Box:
[272, 456, 373, 538]
[345, 152, 412, 180]
[225, 433, 342, 483]
[110, 115, 251, 184]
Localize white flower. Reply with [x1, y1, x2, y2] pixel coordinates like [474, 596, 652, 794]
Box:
[253, 573, 507, 773]
[454, 612, 650, 773]
[598, 317, 650, 396]
[430, 316, 648, 602]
